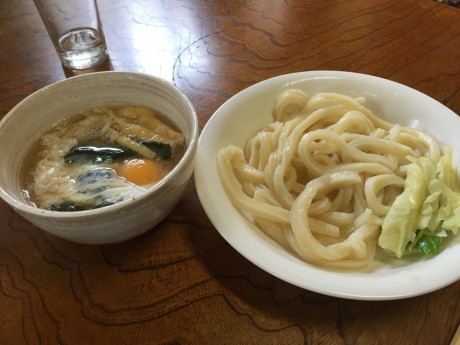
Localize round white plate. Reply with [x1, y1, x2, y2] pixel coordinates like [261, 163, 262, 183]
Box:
[194, 71, 460, 300]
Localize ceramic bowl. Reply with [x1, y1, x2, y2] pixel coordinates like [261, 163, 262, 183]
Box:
[0, 71, 198, 244]
[195, 71, 460, 300]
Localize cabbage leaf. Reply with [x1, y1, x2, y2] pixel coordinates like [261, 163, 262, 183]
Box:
[378, 147, 460, 258]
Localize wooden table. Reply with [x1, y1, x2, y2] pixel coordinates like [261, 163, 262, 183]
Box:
[1, 0, 459, 344]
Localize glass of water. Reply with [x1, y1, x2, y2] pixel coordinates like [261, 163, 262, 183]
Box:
[33, 0, 108, 70]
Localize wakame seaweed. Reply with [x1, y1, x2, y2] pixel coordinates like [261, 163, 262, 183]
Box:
[48, 202, 89, 211]
[64, 146, 134, 164]
[64, 141, 172, 164]
[140, 141, 172, 160]
[48, 200, 117, 212]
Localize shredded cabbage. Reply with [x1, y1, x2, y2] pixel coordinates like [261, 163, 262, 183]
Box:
[378, 146, 460, 258]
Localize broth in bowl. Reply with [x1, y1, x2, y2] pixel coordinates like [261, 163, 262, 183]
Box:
[21, 105, 185, 211]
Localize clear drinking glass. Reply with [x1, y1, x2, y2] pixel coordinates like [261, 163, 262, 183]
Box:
[33, 0, 108, 70]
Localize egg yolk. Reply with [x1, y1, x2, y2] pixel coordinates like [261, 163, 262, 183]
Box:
[117, 159, 165, 186]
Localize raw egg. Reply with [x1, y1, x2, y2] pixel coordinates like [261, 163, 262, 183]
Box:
[117, 159, 165, 186]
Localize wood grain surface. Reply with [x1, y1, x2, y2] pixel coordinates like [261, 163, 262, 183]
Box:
[0, 0, 459, 344]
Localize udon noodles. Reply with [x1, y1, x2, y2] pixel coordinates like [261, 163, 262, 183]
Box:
[217, 90, 440, 270]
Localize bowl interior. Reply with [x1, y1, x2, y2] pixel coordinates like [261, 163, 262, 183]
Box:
[0, 72, 198, 212]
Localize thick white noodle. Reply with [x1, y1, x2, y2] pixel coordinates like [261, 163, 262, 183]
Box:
[217, 91, 440, 270]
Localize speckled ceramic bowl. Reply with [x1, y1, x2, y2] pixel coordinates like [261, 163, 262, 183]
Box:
[0, 71, 198, 244]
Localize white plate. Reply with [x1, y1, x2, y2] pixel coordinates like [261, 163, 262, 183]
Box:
[194, 71, 460, 300]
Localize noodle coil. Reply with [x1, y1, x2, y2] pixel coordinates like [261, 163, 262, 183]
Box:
[217, 91, 440, 270]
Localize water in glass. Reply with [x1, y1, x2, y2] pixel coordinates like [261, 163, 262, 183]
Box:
[57, 28, 108, 69]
